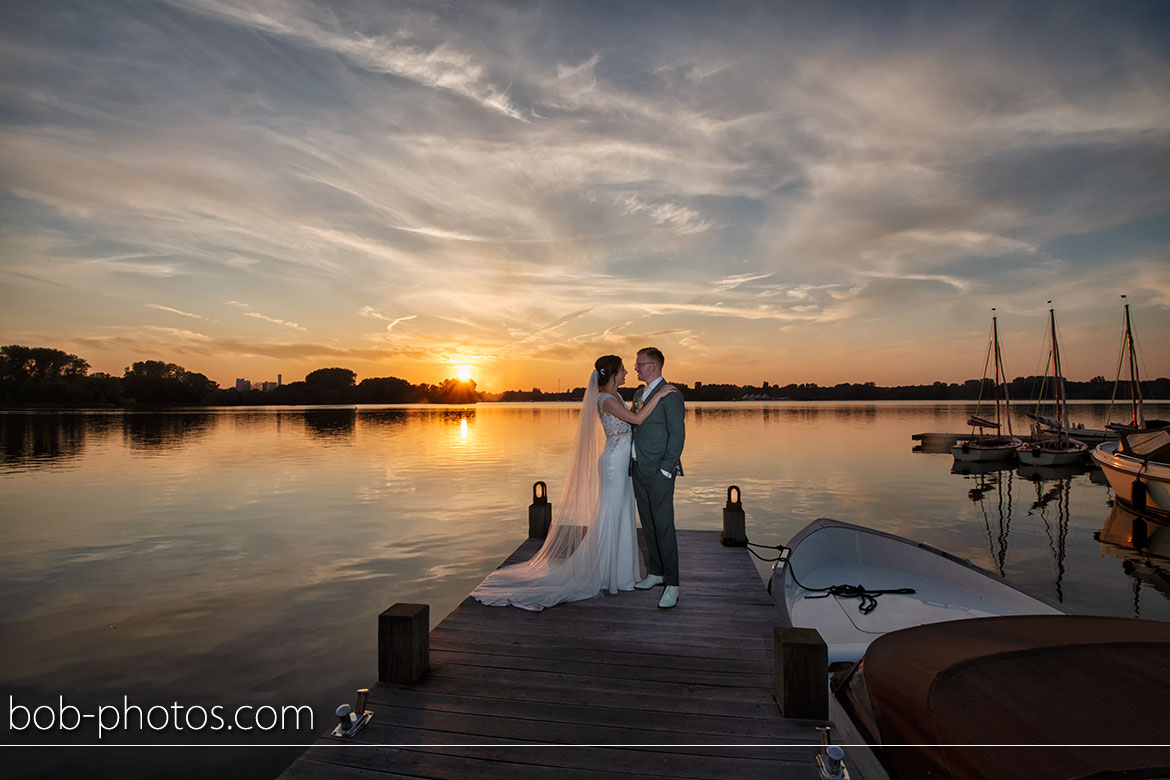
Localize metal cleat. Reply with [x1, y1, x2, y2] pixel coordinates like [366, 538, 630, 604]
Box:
[816, 725, 850, 780]
[331, 688, 373, 738]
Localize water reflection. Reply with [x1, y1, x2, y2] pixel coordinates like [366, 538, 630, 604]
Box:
[1, 413, 90, 467]
[302, 409, 357, 440]
[123, 413, 214, 452]
[946, 447, 1170, 616]
[1096, 504, 1170, 616]
[362, 410, 409, 428]
[1016, 462, 1089, 482]
[955, 462, 1015, 576]
[828, 406, 879, 424]
[1019, 465, 1076, 603]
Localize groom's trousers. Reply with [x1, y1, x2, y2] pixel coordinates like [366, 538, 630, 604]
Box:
[632, 469, 679, 586]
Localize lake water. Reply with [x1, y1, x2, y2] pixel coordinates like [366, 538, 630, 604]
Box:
[3, 401, 1169, 778]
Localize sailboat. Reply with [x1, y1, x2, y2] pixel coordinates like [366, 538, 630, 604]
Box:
[952, 310, 1023, 462]
[1018, 304, 1089, 466]
[1104, 295, 1168, 434]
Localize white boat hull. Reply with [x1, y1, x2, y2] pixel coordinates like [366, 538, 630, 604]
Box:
[951, 436, 1022, 462]
[780, 518, 1062, 664]
[1091, 442, 1170, 516]
[1017, 438, 1089, 466]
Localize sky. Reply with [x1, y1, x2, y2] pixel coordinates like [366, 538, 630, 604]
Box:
[1, 1, 1168, 393]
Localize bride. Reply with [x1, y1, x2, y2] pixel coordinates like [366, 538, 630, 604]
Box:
[471, 354, 679, 611]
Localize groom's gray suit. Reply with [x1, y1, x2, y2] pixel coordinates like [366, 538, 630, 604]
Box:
[631, 379, 685, 586]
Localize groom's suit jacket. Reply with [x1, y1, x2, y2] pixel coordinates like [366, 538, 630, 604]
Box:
[632, 380, 685, 479]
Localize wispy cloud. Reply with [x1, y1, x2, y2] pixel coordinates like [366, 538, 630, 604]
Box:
[620, 196, 714, 236]
[714, 272, 774, 291]
[140, 326, 211, 341]
[175, 0, 526, 120]
[79, 258, 182, 277]
[147, 304, 204, 319]
[244, 312, 306, 331]
[359, 306, 417, 331]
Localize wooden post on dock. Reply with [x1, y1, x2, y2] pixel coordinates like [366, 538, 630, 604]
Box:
[721, 485, 747, 546]
[528, 480, 552, 538]
[378, 603, 429, 684]
[773, 627, 828, 719]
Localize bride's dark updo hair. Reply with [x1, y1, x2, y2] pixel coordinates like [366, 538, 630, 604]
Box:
[595, 355, 622, 387]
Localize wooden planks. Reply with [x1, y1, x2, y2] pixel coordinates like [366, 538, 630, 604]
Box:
[278, 530, 844, 780]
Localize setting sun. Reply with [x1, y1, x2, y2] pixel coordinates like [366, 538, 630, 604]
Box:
[455, 366, 474, 382]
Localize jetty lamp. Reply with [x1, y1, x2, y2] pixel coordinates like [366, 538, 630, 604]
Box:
[529, 481, 552, 539]
[721, 485, 747, 546]
[332, 688, 373, 738]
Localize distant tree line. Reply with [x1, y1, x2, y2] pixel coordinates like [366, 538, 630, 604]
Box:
[2, 345, 1166, 408]
[0, 346, 478, 407]
[0, 346, 218, 407]
[682, 376, 1170, 402]
[485, 376, 1170, 403]
[210, 368, 478, 405]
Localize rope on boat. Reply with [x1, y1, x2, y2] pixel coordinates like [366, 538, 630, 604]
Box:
[803, 584, 918, 615]
[746, 539, 917, 615]
[745, 539, 787, 563]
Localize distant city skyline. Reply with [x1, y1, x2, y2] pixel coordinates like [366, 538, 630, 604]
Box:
[2, 1, 1168, 393]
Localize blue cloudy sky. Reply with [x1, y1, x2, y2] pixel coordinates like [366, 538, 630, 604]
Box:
[2, 0, 1167, 390]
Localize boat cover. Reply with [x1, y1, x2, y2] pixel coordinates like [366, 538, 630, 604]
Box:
[1122, 429, 1170, 462]
[833, 615, 1170, 780]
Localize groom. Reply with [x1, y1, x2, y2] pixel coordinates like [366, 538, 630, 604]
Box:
[630, 347, 685, 609]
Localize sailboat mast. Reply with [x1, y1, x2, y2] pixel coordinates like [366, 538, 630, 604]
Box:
[1124, 297, 1142, 427]
[1049, 305, 1066, 432]
[992, 311, 1011, 435]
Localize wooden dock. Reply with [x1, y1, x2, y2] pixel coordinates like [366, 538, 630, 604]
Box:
[279, 529, 860, 780]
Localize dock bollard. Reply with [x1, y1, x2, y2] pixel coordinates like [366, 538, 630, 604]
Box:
[773, 627, 828, 719]
[721, 485, 747, 546]
[529, 481, 552, 539]
[331, 689, 373, 738]
[378, 603, 429, 684]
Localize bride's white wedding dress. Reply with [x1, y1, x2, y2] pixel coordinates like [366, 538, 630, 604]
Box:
[471, 373, 640, 611]
[593, 391, 641, 593]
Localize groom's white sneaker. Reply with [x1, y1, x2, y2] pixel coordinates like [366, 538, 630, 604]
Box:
[635, 574, 664, 590]
[658, 586, 679, 609]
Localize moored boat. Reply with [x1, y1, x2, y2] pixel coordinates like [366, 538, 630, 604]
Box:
[953, 310, 1022, 462]
[776, 518, 1062, 663]
[1091, 428, 1170, 517]
[952, 433, 1023, 461]
[831, 614, 1170, 780]
[1016, 434, 1088, 465]
[1018, 304, 1089, 465]
[1103, 295, 1169, 436]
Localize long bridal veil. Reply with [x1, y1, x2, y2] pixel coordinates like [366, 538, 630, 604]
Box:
[471, 370, 606, 611]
